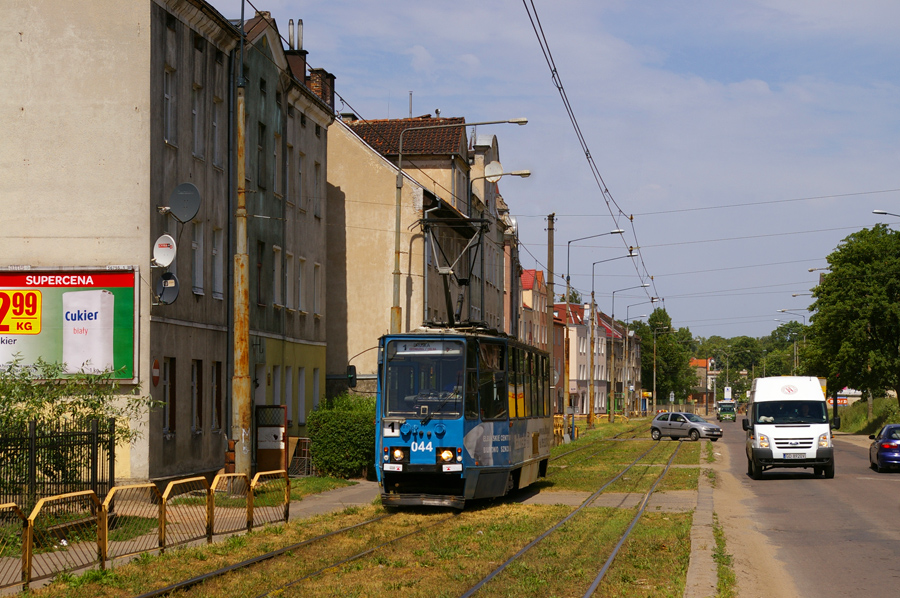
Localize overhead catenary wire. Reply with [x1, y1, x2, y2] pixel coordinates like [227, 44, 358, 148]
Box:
[521, 0, 658, 303]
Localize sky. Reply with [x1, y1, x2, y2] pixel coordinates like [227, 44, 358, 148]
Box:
[213, 0, 900, 339]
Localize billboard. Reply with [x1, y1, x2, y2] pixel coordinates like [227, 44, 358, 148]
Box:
[0, 268, 137, 380]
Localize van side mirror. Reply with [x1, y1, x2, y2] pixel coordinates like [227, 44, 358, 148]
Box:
[742, 419, 750, 431]
[831, 417, 840, 430]
[347, 365, 357, 388]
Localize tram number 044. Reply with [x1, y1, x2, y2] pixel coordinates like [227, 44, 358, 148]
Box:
[411, 441, 433, 452]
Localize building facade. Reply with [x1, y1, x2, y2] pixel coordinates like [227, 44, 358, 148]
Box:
[2, 1, 333, 484]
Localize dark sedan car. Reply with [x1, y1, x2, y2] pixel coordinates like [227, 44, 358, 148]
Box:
[651, 411, 722, 442]
[869, 424, 900, 473]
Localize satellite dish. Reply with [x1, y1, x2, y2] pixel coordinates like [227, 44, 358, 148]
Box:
[152, 234, 177, 268]
[168, 183, 202, 223]
[155, 272, 180, 305]
[484, 161, 504, 184]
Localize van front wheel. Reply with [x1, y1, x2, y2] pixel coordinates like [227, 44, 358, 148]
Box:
[750, 458, 763, 480]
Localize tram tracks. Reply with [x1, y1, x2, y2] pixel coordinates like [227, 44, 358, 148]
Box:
[120, 434, 688, 598]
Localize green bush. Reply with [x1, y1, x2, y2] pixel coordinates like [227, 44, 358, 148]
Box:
[307, 393, 376, 479]
[838, 396, 900, 435]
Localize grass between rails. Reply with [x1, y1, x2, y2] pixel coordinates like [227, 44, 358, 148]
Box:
[37, 420, 702, 597]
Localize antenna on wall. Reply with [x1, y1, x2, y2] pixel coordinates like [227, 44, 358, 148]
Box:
[409, 91, 412, 118]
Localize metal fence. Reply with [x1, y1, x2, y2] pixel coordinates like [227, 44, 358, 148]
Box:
[0, 419, 115, 511]
[0, 470, 291, 592]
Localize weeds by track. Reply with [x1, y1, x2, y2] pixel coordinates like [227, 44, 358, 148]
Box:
[459, 440, 680, 597]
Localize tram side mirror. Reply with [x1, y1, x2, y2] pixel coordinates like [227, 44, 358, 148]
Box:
[347, 365, 357, 388]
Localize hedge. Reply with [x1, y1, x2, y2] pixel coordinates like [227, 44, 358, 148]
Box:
[307, 394, 376, 478]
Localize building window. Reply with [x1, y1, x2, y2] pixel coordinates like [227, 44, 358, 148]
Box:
[191, 359, 203, 432]
[167, 214, 179, 277]
[192, 221, 204, 295]
[297, 257, 305, 312]
[285, 145, 293, 203]
[273, 365, 282, 408]
[256, 241, 265, 305]
[297, 153, 305, 211]
[191, 84, 204, 158]
[313, 263, 321, 315]
[285, 252, 294, 309]
[313, 162, 322, 217]
[212, 361, 222, 431]
[297, 367, 306, 424]
[212, 97, 223, 167]
[212, 228, 223, 299]
[257, 123, 266, 188]
[164, 68, 176, 145]
[273, 245, 283, 306]
[313, 368, 320, 409]
[273, 133, 282, 195]
[285, 366, 293, 424]
[164, 358, 176, 433]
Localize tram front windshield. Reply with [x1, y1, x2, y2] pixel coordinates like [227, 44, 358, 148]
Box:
[384, 340, 465, 419]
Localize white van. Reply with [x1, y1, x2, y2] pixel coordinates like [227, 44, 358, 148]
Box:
[742, 376, 840, 479]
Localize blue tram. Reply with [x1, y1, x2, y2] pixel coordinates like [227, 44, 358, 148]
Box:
[376, 326, 553, 508]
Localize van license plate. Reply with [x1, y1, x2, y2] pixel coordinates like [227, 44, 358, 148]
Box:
[785, 453, 805, 459]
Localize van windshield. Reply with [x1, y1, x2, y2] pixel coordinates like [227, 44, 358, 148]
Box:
[753, 400, 827, 424]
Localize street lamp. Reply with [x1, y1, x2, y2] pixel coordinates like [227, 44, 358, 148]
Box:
[587, 250, 636, 427]
[564, 228, 625, 434]
[873, 209, 900, 218]
[651, 326, 670, 416]
[391, 117, 527, 333]
[776, 309, 807, 326]
[608, 282, 650, 421]
[623, 304, 648, 418]
[466, 166, 531, 324]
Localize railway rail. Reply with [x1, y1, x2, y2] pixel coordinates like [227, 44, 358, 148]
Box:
[127, 430, 688, 598]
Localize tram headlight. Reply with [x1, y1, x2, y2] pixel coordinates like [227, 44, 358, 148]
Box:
[392, 448, 406, 462]
[438, 449, 454, 463]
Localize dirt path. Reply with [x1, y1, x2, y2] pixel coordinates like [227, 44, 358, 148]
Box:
[711, 441, 799, 598]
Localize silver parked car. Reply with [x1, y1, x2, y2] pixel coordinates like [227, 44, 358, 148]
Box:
[651, 411, 722, 442]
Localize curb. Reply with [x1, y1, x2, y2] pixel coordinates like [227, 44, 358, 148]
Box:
[683, 462, 717, 598]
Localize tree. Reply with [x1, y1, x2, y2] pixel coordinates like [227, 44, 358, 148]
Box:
[635, 308, 695, 406]
[807, 224, 900, 410]
[560, 288, 582, 304]
[0, 358, 153, 444]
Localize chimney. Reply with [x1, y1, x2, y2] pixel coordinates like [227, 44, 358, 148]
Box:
[288, 19, 294, 49]
[308, 68, 335, 109]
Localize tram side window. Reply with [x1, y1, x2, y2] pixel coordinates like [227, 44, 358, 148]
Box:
[542, 356, 551, 416]
[466, 341, 479, 419]
[508, 347, 519, 419]
[519, 348, 530, 417]
[479, 341, 507, 420]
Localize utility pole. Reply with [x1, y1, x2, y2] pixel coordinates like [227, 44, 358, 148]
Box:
[231, 7, 252, 477]
[546, 214, 555, 411]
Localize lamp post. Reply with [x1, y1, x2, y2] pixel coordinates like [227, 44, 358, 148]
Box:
[467, 167, 530, 324]
[391, 117, 527, 333]
[652, 325, 669, 416]
[873, 209, 900, 218]
[564, 229, 624, 435]
[608, 283, 650, 421]
[623, 305, 648, 417]
[587, 250, 636, 427]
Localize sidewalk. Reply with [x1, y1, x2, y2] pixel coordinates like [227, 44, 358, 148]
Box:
[289, 480, 380, 520]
